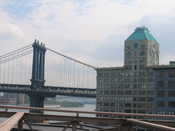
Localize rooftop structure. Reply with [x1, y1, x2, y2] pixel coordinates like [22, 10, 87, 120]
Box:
[126, 26, 157, 41]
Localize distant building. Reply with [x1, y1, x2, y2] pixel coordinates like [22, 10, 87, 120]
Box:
[96, 27, 175, 114]
[0, 93, 27, 105]
[0, 93, 16, 104]
[16, 94, 28, 105]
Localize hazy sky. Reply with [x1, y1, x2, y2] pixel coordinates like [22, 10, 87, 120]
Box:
[0, 0, 175, 67]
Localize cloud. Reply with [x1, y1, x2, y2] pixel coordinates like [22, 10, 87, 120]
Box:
[0, 0, 175, 66]
[0, 10, 23, 39]
[27, 0, 143, 41]
[135, 0, 175, 16]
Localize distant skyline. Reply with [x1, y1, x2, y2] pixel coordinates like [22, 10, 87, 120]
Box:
[0, 0, 175, 67]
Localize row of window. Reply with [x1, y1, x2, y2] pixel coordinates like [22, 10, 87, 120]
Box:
[157, 81, 175, 88]
[97, 102, 115, 107]
[125, 42, 146, 49]
[97, 102, 153, 109]
[157, 91, 175, 97]
[99, 80, 175, 89]
[99, 70, 175, 79]
[98, 90, 154, 96]
[98, 70, 156, 79]
[133, 97, 153, 102]
[125, 51, 145, 57]
[156, 71, 175, 78]
[157, 101, 175, 108]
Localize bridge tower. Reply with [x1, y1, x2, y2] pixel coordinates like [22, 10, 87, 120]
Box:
[29, 40, 47, 113]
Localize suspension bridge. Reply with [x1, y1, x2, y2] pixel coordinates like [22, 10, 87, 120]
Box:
[0, 40, 97, 113]
[1, 40, 175, 131]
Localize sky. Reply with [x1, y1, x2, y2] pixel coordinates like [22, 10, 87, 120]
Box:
[0, 0, 175, 67]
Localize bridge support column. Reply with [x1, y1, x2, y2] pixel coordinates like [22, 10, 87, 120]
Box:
[29, 40, 47, 114]
[29, 94, 45, 114]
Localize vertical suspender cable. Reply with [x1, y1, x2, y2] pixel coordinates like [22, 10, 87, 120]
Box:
[73, 61, 75, 87]
[67, 60, 69, 87]
[19, 57, 22, 84]
[3, 62, 5, 83]
[60, 58, 63, 86]
[71, 61, 73, 87]
[56, 59, 58, 86]
[74, 62, 76, 87]
[64, 58, 66, 86]
[7, 60, 9, 84]
[24, 55, 26, 84]
[13, 58, 15, 84]
[11, 59, 14, 84]
[83, 66, 85, 88]
[17, 58, 19, 84]
[20, 56, 23, 84]
[63, 58, 66, 86]
[0, 62, 1, 83]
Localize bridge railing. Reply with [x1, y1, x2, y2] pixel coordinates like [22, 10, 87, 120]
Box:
[0, 105, 175, 120]
[0, 112, 24, 131]
[0, 105, 175, 131]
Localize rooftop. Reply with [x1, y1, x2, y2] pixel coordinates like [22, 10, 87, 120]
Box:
[126, 26, 157, 42]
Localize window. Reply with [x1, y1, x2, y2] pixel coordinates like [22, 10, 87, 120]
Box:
[157, 101, 165, 107]
[168, 81, 175, 88]
[139, 91, 146, 95]
[118, 90, 123, 95]
[111, 90, 116, 95]
[127, 51, 131, 56]
[140, 65, 144, 69]
[157, 71, 164, 78]
[140, 51, 145, 56]
[104, 102, 109, 106]
[168, 91, 175, 97]
[98, 72, 103, 77]
[147, 97, 153, 101]
[125, 103, 131, 107]
[136, 97, 146, 102]
[168, 71, 175, 78]
[157, 91, 165, 97]
[134, 43, 138, 48]
[104, 90, 109, 95]
[168, 102, 175, 108]
[125, 90, 132, 95]
[125, 110, 131, 113]
[157, 81, 164, 88]
[141, 44, 145, 49]
[138, 110, 146, 113]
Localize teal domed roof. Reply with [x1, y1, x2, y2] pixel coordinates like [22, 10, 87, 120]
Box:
[126, 27, 157, 41]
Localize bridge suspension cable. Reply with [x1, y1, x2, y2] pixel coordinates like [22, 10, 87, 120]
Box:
[0, 44, 33, 85]
[0, 44, 32, 59]
[0, 50, 32, 64]
[47, 48, 96, 69]
[0, 44, 32, 64]
[45, 48, 96, 89]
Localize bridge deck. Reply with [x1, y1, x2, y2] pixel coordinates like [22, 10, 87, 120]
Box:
[0, 84, 96, 97]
